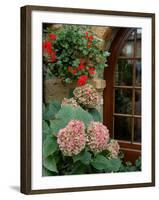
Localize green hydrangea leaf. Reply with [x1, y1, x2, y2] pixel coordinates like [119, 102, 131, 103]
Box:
[50, 105, 93, 134]
[73, 149, 92, 165]
[43, 155, 58, 173]
[43, 100, 61, 120]
[73, 106, 93, 127]
[91, 155, 121, 172]
[88, 108, 102, 122]
[43, 135, 58, 158]
[42, 120, 51, 141]
[67, 162, 87, 175]
[42, 166, 54, 176]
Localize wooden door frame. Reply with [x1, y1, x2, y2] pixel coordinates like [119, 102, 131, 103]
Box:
[103, 28, 141, 163]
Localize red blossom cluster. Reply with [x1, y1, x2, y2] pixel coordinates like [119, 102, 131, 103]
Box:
[85, 32, 94, 48]
[43, 33, 57, 62]
[67, 59, 96, 86]
[43, 31, 98, 86]
[77, 75, 88, 86]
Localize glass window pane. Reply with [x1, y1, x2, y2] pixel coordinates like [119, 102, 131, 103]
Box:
[135, 60, 142, 86]
[135, 90, 141, 115]
[136, 40, 141, 57]
[136, 29, 141, 57]
[115, 59, 133, 86]
[120, 31, 135, 57]
[134, 118, 141, 142]
[114, 117, 132, 141]
[115, 89, 132, 114]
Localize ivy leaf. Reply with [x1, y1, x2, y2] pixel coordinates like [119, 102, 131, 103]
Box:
[43, 135, 58, 158]
[88, 108, 102, 122]
[73, 149, 92, 165]
[91, 155, 121, 172]
[43, 156, 58, 173]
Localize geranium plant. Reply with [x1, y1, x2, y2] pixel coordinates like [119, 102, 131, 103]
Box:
[43, 25, 110, 86]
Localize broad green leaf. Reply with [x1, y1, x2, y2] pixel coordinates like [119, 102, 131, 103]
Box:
[73, 150, 92, 165]
[67, 162, 87, 175]
[42, 120, 51, 141]
[42, 166, 54, 176]
[91, 155, 107, 171]
[43, 135, 58, 158]
[74, 106, 93, 127]
[88, 108, 102, 122]
[91, 155, 121, 172]
[50, 105, 93, 134]
[43, 100, 61, 120]
[43, 156, 58, 173]
[50, 105, 74, 134]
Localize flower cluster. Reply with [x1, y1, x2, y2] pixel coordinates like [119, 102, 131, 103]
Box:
[73, 84, 99, 108]
[43, 25, 109, 83]
[61, 98, 79, 108]
[106, 139, 120, 158]
[57, 120, 86, 156]
[67, 59, 96, 86]
[43, 33, 57, 63]
[87, 122, 109, 153]
[85, 32, 94, 48]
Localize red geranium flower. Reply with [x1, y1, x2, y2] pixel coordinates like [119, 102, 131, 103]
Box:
[77, 75, 88, 86]
[43, 40, 52, 51]
[77, 64, 85, 71]
[89, 35, 94, 41]
[88, 67, 95, 75]
[68, 66, 77, 75]
[68, 66, 73, 72]
[72, 69, 77, 75]
[47, 47, 53, 55]
[49, 33, 57, 41]
[85, 32, 89, 39]
[80, 58, 85, 64]
[87, 44, 91, 48]
[48, 53, 56, 62]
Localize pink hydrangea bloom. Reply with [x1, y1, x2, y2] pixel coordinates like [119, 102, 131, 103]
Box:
[106, 139, 120, 158]
[73, 84, 98, 108]
[87, 122, 109, 153]
[57, 120, 86, 156]
[61, 98, 79, 108]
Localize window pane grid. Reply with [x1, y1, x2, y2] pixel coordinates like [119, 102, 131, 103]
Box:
[113, 29, 142, 144]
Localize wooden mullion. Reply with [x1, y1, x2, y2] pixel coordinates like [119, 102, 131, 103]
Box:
[114, 85, 141, 89]
[131, 29, 137, 143]
[118, 56, 141, 60]
[113, 113, 141, 118]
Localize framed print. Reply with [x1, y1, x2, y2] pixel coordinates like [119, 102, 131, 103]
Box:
[20, 5, 155, 194]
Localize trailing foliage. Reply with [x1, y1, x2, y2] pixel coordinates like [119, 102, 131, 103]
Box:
[43, 25, 110, 85]
[119, 157, 141, 172]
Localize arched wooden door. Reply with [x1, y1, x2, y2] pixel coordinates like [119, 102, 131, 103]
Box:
[103, 28, 142, 163]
